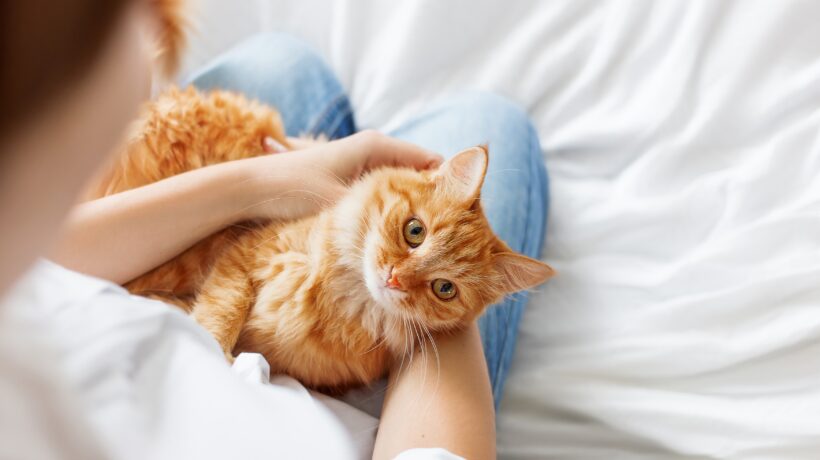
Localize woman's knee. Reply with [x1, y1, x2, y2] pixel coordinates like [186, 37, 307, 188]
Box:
[436, 91, 541, 161]
[440, 91, 548, 243]
[439, 91, 527, 119]
[228, 33, 333, 82]
[439, 91, 530, 126]
[187, 33, 350, 136]
[191, 33, 333, 89]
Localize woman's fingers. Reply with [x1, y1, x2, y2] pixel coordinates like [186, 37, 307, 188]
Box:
[286, 136, 327, 150]
[355, 130, 443, 171]
[263, 136, 287, 153]
[385, 138, 444, 170]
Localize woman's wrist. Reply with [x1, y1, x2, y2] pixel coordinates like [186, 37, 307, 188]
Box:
[374, 322, 496, 460]
[218, 157, 269, 223]
[230, 154, 297, 222]
[177, 158, 258, 227]
[225, 131, 442, 224]
[231, 151, 347, 222]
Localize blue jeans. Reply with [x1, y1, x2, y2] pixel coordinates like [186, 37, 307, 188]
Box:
[188, 33, 549, 408]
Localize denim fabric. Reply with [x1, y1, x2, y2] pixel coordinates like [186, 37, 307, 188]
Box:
[391, 94, 549, 407]
[187, 34, 355, 139]
[187, 33, 549, 408]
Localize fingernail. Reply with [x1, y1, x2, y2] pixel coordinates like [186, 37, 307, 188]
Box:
[263, 136, 286, 153]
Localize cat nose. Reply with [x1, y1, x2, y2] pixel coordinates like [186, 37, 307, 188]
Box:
[386, 266, 405, 291]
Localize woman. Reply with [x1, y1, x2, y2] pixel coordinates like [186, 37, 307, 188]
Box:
[0, 0, 547, 458]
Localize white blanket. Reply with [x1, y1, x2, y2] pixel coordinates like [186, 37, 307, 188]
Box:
[179, 1, 820, 458]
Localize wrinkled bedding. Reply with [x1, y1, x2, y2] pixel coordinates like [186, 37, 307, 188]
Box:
[173, 1, 820, 458]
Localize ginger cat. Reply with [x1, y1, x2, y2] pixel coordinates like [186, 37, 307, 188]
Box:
[92, 87, 554, 391]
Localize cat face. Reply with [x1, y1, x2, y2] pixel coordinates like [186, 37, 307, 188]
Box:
[357, 146, 554, 329]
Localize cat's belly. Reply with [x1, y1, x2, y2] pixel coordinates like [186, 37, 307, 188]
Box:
[235, 313, 391, 390]
[234, 251, 391, 390]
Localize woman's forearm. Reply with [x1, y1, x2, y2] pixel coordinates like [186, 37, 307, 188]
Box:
[373, 323, 496, 460]
[50, 132, 439, 285]
[51, 158, 259, 284]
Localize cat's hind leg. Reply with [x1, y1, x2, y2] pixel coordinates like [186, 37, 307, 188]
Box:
[190, 255, 255, 362]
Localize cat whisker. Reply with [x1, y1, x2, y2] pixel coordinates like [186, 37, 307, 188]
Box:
[233, 196, 289, 216]
[401, 314, 427, 409]
[245, 222, 329, 250]
[112, 114, 547, 402]
[413, 318, 428, 408]
[238, 166, 348, 190]
[235, 188, 338, 219]
[310, 165, 353, 189]
[235, 170, 301, 186]
[419, 321, 441, 415]
[249, 164, 349, 191]
[360, 330, 388, 355]
[407, 315, 416, 371]
[396, 316, 409, 381]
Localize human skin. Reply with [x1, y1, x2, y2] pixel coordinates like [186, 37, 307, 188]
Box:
[0, 4, 495, 458]
[373, 323, 496, 460]
[53, 131, 442, 284]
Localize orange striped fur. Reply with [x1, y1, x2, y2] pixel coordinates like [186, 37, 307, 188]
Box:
[92, 88, 554, 390]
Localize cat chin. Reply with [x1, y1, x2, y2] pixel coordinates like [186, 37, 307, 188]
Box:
[362, 259, 407, 315]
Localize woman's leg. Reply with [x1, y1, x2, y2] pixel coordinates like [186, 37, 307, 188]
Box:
[391, 92, 549, 407]
[186, 41, 549, 405]
[185, 33, 356, 139]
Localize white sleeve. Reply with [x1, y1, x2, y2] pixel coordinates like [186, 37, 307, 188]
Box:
[0, 275, 108, 460]
[393, 447, 466, 460]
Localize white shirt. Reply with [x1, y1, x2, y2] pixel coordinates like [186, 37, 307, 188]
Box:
[0, 261, 461, 460]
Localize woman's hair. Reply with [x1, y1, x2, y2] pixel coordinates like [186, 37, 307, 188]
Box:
[0, 0, 134, 141]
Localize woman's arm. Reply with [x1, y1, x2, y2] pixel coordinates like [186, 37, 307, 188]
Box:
[52, 131, 441, 284]
[373, 323, 496, 460]
[53, 155, 270, 284]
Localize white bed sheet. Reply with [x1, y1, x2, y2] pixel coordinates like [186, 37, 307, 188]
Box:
[179, 1, 820, 458]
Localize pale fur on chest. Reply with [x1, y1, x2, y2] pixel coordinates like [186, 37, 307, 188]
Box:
[230, 209, 404, 388]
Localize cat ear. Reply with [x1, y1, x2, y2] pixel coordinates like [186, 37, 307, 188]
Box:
[435, 146, 488, 204]
[493, 252, 555, 293]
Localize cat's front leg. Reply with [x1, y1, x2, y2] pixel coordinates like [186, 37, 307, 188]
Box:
[190, 258, 255, 362]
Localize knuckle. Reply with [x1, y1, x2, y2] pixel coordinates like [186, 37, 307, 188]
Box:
[356, 129, 384, 146]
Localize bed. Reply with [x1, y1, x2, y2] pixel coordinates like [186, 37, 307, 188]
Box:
[174, 1, 820, 458]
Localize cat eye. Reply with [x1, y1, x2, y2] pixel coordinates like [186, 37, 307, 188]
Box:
[403, 218, 426, 247]
[432, 279, 457, 300]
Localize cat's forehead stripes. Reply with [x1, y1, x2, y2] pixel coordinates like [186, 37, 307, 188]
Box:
[373, 169, 497, 267]
[402, 214, 496, 291]
[363, 165, 513, 313]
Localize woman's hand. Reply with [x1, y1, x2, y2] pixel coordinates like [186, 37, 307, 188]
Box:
[53, 131, 440, 284]
[288, 130, 444, 177]
[236, 131, 443, 221]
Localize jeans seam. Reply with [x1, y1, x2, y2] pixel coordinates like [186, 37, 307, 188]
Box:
[307, 93, 353, 139]
[325, 100, 352, 138]
[492, 123, 539, 398]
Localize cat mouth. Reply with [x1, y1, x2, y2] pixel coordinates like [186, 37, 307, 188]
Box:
[363, 262, 407, 311]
